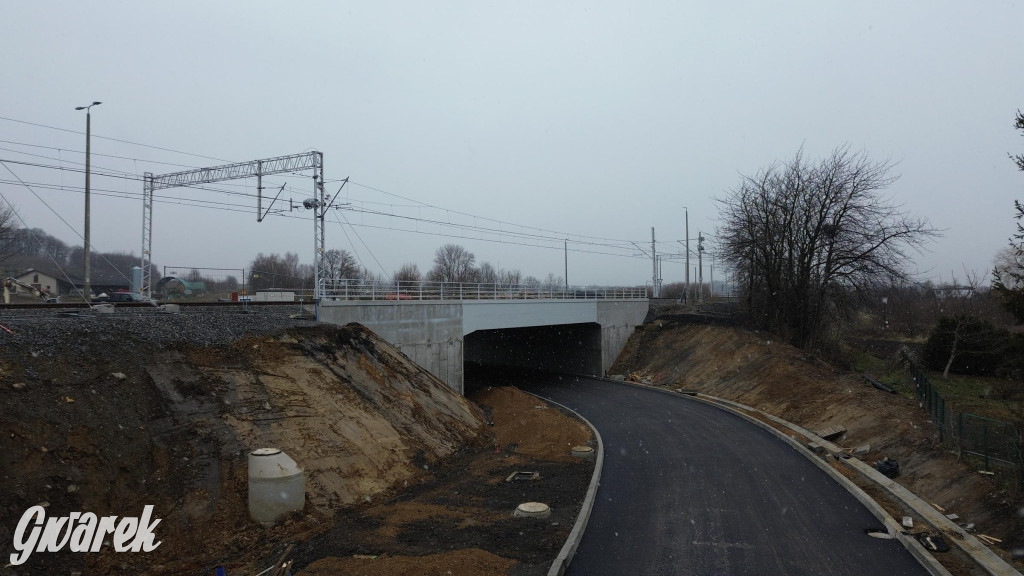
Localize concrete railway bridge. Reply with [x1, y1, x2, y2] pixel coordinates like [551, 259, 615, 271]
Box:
[317, 281, 649, 393]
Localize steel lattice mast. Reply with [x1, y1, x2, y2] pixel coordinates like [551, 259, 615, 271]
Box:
[141, 151, 326, 306]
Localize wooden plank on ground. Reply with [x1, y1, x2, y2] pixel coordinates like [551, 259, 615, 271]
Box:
[814, 425, 846, 440]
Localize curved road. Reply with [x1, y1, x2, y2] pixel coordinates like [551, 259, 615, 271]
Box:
[521, 374, 929, 576]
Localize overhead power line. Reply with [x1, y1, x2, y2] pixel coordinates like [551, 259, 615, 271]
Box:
[0, 115, 232, 164]
[0, 113, 667, 272]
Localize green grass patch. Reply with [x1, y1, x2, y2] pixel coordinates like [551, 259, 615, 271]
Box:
[917, 370, 1023, 422]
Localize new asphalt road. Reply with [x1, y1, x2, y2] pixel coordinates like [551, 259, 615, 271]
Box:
[520, 374, 931, 576]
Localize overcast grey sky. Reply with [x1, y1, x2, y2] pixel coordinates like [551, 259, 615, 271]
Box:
[2, 1, 1022, 287]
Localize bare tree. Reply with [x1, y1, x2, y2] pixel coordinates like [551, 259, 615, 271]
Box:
[359, 267, 387, 288]
[323, 248, 359, 282]
[248, 252, 307, 290]
[477, 262, 498, 284]
[427, 244, 478, 283]
[926, 272, 996, 379]
[717, 145, 938, 348]
[498, 268, 522, 289]
[0, 204, 22, 265]
[393, 262, 422, 285]
[542, 273, 564, 291]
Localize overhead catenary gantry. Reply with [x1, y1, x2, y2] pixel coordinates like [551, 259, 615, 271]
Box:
[141, 151, 329, 303]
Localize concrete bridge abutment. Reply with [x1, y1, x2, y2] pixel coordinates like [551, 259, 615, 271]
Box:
[318, 299, 647, 393]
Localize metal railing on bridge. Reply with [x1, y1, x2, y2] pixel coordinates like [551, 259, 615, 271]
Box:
[321, 280, 648, 301]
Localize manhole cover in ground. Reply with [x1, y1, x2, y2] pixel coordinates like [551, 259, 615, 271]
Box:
[514, 502, 551, 519]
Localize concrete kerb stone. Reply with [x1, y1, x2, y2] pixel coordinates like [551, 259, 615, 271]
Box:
[838, 456, 1022, 576]
[521, 391, 605, 576]
[590, 376, 955, 576]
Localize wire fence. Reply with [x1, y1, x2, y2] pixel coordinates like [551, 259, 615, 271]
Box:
[321, 280, 649, 301]
[903, 350, 1024, 494]
[160, 266, 247, 302]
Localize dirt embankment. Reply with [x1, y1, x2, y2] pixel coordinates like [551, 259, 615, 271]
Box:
[1, 323, 485, 575]
[295, 385, 594, 576]
[474, 386, 592, 463]
[611, 314, 1024, 555]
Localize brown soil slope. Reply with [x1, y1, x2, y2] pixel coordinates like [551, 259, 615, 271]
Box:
[293, 385, 594, 576]
[0, 323, 484, 575]
[474, 386, 592, 462]
[611, 315, 1024, 555]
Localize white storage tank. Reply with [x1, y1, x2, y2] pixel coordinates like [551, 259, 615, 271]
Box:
[248, 448, 305, 525]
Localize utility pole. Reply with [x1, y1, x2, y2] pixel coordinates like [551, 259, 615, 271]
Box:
[75, 101, 101, 302]
[564, 239, 568, 290]
[684, 207, 690, 303]
[697, 231, 705, 303]
[651, 227, 658, 297]
[657, 255, 663, 296]
[710, 253, 714, 298]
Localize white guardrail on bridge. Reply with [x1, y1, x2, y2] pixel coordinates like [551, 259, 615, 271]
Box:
[320, 280, 649, 301]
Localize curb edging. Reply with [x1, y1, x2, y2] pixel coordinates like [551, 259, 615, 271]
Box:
[521, 391, 605, 576]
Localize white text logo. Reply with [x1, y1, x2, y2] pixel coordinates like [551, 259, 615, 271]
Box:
[9, 505, 162, 566]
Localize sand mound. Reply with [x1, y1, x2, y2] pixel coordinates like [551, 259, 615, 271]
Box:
[473, 386, 591, 461]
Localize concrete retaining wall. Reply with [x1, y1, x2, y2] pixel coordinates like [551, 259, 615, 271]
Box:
[596, 301, 648, 375]
[318, 301, 465, 393]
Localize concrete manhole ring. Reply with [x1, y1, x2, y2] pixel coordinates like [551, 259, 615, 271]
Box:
[571, 445, 595, 459]
[514, 502, 551, 519]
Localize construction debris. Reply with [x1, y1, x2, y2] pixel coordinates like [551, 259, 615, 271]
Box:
[875, 457, 900, 478]
[916, 532, 950, 552]
[627, 370, 652, 384]
[157, 303, 180, 315]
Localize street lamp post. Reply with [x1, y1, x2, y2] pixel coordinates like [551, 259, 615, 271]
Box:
[75, 101, 101, 302]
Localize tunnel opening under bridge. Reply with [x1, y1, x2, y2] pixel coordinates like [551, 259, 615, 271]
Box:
[463, 322, 603, 392]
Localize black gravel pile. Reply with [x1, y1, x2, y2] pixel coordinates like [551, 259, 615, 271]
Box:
[0, 305, 319, 355]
